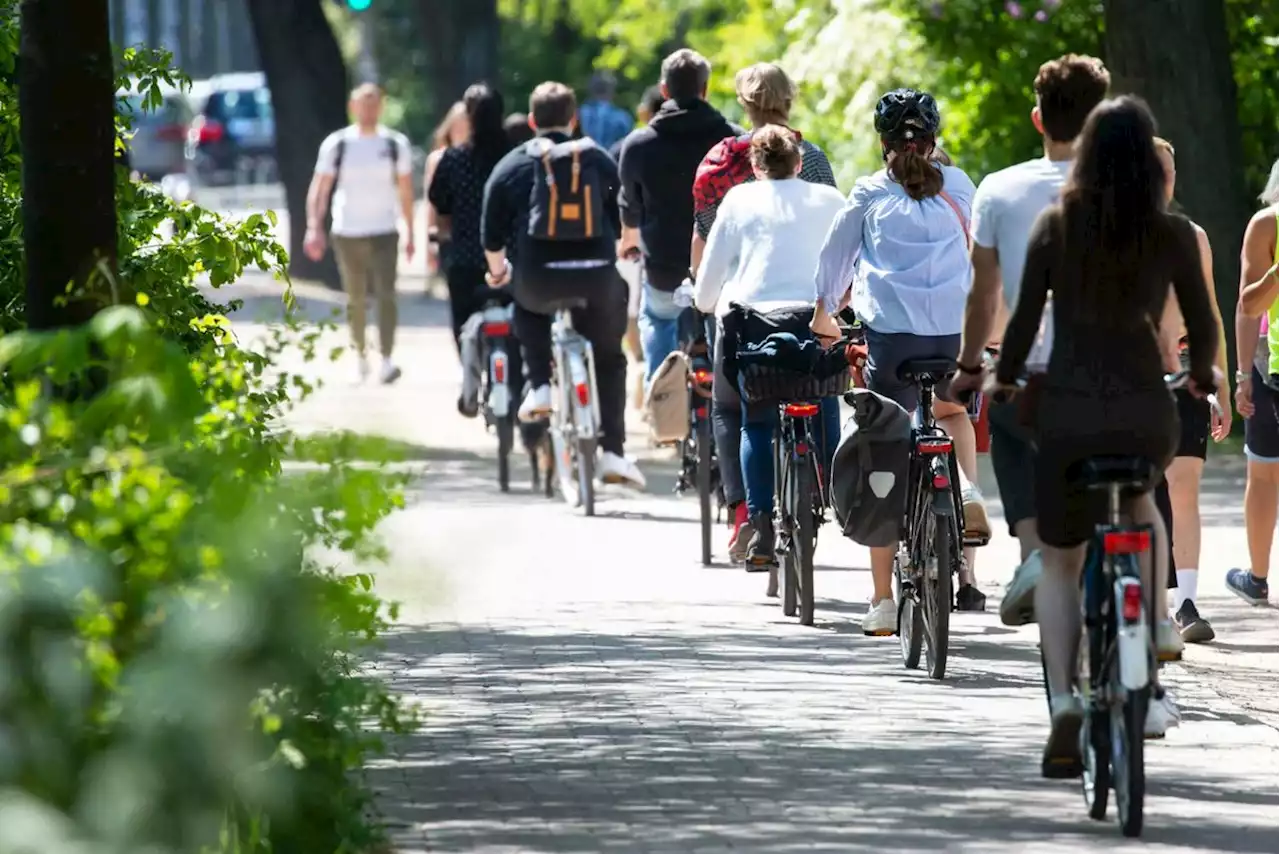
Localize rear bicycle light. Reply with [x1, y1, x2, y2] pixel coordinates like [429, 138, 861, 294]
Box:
[574, 382, 590, 407]
[932, 473, 950, 489]
[916, 437, 953, 455]
[492, 354, 506, 384]
[1121, 581, 1143, 623]
[692, 368, 712, 385]
[482, 321, 511, 337]
[1103, 530, 1150, 555]
[784, 402, 819, 417]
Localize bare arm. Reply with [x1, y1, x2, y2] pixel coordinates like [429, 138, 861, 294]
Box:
[958, 244, 1002, 367]
[305, 172, 335, 232]
[995, 211, 1054, 383]
[1239, 208, 1279, 318]
[690, 231, 706, 276]
[1169, 218, 1219, 387]
[1193, 226, 1229, 377]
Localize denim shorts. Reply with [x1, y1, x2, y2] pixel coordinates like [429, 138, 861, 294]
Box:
[862, 328, 962, 414]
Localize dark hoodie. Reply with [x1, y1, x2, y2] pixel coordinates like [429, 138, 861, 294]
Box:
[617, 98, 741, 291]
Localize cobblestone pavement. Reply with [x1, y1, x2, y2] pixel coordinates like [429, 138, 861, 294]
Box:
[226, 279, 1279, 854]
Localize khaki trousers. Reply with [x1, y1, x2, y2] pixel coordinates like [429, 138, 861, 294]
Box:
[332, 232, 399, 358]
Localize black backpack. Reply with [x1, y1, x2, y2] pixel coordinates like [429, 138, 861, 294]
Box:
[525, 137, 606, 242]
[332, 133, 400, 185]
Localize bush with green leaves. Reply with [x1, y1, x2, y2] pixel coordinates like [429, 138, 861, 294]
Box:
[0, 15, 412, 854]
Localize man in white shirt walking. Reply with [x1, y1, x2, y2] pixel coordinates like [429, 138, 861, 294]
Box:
[304, 83, 416, 384]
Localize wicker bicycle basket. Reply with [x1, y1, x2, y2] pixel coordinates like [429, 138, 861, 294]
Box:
[739, 362, 852, 406]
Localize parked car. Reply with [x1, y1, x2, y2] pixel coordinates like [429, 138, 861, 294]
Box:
[185, 72, 277, 187]
[117, 82, 194, 181]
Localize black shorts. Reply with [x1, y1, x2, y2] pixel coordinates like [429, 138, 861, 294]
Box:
[1245, 366, 1280, 463]
[1173, 387, 1210, 460]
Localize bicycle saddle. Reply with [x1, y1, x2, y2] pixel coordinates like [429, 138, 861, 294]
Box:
[542, 297, 590, 313]
[897, 356, 957, 384]
[1072, 456, 1159, 491]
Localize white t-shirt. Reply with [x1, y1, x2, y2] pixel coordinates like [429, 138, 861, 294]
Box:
[315, 125, 412, 237]
[695, 178, 847, 317]
[970, 157, 1071, 365]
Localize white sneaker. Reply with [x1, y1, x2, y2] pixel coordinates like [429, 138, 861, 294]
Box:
[518, 384, 552, 422]
[960, 481, 991, 540]
[356, 358, 370, 384]
[999, 550, 1042, 627]
[598, 452, 646, 490]
[379, 359, 402, 385]
[862, 597, 896, 636]
[1145, 689, 1181, 739]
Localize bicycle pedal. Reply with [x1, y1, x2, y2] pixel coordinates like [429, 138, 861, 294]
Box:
[863, 628, 896, 637]
[963, 535, 991, 548]
[1157, 650, 1183, 663]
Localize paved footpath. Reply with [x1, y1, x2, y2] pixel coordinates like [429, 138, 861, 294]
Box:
[224, 275, 1279, 854]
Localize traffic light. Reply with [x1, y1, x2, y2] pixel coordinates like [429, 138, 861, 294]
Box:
[347, 0, 372, 10]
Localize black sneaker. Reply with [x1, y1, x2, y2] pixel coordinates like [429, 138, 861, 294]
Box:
[745, 513, 775, 572]
[1226, 568, 1270, 606]
[1173, 600, 1215, 644]
[956, 583, 987, 612]
[456, 395, 479, 419]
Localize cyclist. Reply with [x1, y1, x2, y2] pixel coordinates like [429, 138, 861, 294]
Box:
[812, 88, 991, 636]
[690, 62, 838, 561]
[424, 101, 469, 280]
[990, 96, 1217, 772]
[480, 81, 645, 489]
[616, 49, 740, 386]
[1151, 136, 1231, 644]
[608, 86, 666, 164]
[1227, 163, 1280, 605]
[692, 126, 846, 566]
[503, 112, 535, 147]
[951, 54, 1110, 625]
[578, 71, 634, 154]
[428, 84, 514, 355]
[304, 83, 415, 385]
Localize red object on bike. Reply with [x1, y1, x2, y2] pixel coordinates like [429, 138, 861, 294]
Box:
[916, 437, 953, 455]
[492, 354, 506, 384]
[932, 472, 950, 490]
[784, 402, 820, 417]
[974, 393, 991, 454]
[795, 441, 810, 455]
[482, 321, 511, 337]
[692, 368, 712, 385]
[574, 382, 590, 407]
[1104, 530, 1150, 555]
[1121, 582, 1143, 622]
[695, 406, 708, 418]
[846, 341, 869, 388]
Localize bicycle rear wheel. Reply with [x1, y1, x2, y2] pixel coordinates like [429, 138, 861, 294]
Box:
[794, 457, 816, 626]
[496, 416, 514, 493]
[1113, 686, 1148, 837]
[896, 558, 922, 669]
[578, 437, 596, 517]
[923, 507, 954, 680]
[696, 414, 713, 565]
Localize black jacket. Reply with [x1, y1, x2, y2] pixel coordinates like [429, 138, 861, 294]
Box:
[617, 99, 740, 291]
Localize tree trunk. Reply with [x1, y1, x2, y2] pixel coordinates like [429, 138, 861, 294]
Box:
[20, 0, 118, 330]
[1104, 0, 1251, 373]
[415, 0, 498, 129]
[247, 0, 348, 287]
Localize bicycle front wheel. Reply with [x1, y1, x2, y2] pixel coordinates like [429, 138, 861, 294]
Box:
[923, 507, 954, 680]
[1112, 686, 1148, 837]
[696, 414, 713, 565]
[794, 456, 816, 626]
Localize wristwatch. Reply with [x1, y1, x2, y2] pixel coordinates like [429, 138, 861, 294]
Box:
[1235, 369, 1250, 385]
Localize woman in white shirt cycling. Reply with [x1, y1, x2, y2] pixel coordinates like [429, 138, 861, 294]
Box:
[812, 89, 991, 636]
[695, 126, 847, 567]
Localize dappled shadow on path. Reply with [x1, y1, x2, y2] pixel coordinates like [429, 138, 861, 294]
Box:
[368, 617, 1279, 853]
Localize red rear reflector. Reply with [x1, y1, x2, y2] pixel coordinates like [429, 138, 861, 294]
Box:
[795, 442, 809, 455]
[492, 356, 506, 384]
[1104, 530, 1150, 555]
[932, 473, 950, 489]
[695, 406, 707, 418]
[1121, 582, 1143, 622]
[784, 402, 819, 417]
[917, 438, 953, 455]
[482, 322, 511, 337]
[693, 369, 711, 384]
[574, 382, 590, 406]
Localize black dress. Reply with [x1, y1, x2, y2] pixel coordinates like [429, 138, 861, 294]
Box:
[997, 207, 1217, 548]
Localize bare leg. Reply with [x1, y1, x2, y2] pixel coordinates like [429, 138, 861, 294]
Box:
[1036, 542, 1088, 698]
[936, 404, 979, 584]
[1245, 460, 1279, 580]
[1013, 518, 1044, 562]
[1127, 492, 1171, 616]
[1167, 457, 1204, 608]
[869, 545, 895, 602]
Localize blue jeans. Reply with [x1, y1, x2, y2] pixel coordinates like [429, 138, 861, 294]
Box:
[638, 281, 682, 385]
[740, 394, 841, 517]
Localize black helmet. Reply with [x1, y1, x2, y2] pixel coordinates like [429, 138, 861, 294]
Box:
[874, 88, 941, 138]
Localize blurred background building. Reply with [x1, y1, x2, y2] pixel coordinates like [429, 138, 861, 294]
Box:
[109, 0, 259, 77]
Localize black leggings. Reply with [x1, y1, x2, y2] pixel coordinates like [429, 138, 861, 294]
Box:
[445, 264, 489, 352]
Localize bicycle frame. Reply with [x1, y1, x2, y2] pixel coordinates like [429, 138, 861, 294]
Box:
[479, 305, 515, 420]
[551, 309, 600, 441]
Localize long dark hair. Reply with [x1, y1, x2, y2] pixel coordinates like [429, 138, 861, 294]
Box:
[1060, 95, 1167, 320]
[884, 134, 943, 201]
[463, 83, 510, 173]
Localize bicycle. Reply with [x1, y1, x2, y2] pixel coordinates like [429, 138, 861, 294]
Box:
[474, 300, 522, 492]
[892, 356, 986, 681]
[673, 308, 723, 566]
[544, 298, 601, 517]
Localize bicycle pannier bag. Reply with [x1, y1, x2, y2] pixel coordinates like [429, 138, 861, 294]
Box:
[831, 388, 912, 547]
[645, 350, 690, 444]
[527, 138, 607, 242]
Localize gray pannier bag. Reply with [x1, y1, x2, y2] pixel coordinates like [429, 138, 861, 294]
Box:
[831, 388, 913, 547]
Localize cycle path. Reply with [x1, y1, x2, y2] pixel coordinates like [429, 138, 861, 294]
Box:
[225, 279, 1279, 853]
